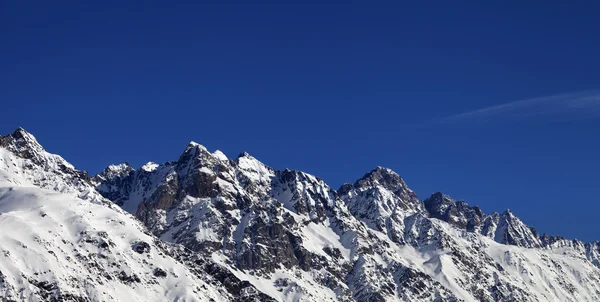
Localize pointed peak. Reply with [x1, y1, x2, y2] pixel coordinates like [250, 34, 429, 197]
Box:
[280, 168, 315, 179]
[184, 141, 208, 153]
[364, 166, 402, 180]
[98, 162, 134, 180]
[6, 127, 42, 147]
[337, 183, 355, 196]
[354, 166, 406, 190]
[213, 150, 228, 161]
[0, 127, 46, 160]
[14, 126, 28, 134]
[176, 141, 214, 169]
[502, 208, 515, 217]
[106, 162, 133, 172]
[236, 151, 268, 169]
[426, 192, 454, 201]
[499, 208, 523, 222]
[372, 166, 398, 175]
[237, 151, 252, 159]
[13, 126, 28, 134]
[430, 191, 445, 198]
[140, 162, 159, 172]
[423, 192, 455, 209]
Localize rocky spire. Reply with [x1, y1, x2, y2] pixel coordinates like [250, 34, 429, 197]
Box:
[0, 127, 46, 160]
[423, 192, 484, 232]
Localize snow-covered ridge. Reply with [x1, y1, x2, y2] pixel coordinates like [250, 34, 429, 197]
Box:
[0, 128, 107, 204]
[90, 133, 600, 301]
[3, 127, 600, 301]
[0, 174, 231, 301]
[0, 128, 276, 302]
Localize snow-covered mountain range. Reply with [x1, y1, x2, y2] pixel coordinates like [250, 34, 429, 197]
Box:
[1, 127, 600, 301]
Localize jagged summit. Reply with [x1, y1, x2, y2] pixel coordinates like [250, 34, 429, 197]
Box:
[0, 137, 268, 301]
[421, 192, 546, 247]
[213, 150, 228, 161]
[374, 165, 394, 172]
[237, 151, 251, 158]
[140, 161, 159, 172]
[10, 126, 37, 141]
[5, 128, 600, 301]
[107, 162, 133, 170]
[95, 162, 134, 181]
[352, 166, 410, 191]
[0, 128, 111, 205]
[5, 127, 41, 145]
[427, 191, 447, 199]
[0, 127, 46, 158]
[423, 192, 484, 232]
[185, 141, 208, 152]
[423, 191, 456, 211]
[337, 166, 423, 239]
[10, 126, 36, 139]
[338, 166, 408, 196]
[503, 208, 514, 216]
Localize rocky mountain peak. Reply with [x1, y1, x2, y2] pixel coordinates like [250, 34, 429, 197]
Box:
[7, 128, 600, 301]
[493, 209, 542, 248]
[237, 151, 252, 159]
[336, 183, 354, 196]
[140, 161, 159, 172]
[423, 192, 454, 213]
[0, 127, 46, 160]
[337, 167, 424, 240]
[423, 192, 484, 232]
[353, 166, 406, 190]
[422, 193, 544, 248]
[1, 128, 75, 175]
[185, 141, 208, 152]
[424, 191, 450, 203]
[344, 166, 419, 208]
[100, 162, 134, 179]
[177, 141, 219, 170]
[213, 150, 228, 161]
[0, 128, 112, 205]
[10, 127, 39, 143]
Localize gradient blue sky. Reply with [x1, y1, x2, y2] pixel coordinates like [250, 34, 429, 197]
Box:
[2, 1, 599, 241]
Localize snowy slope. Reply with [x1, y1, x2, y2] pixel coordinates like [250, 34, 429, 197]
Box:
[0, 129, 274, 302]
[0, 169, 232, 301]
[93, 137, 600, 301]
[4, 127, 600, 301]
[96, 143, 461, 301]
[0, 128, 107, 205]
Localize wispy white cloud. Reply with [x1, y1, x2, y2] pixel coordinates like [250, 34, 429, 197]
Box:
[437, 90, 600, 124]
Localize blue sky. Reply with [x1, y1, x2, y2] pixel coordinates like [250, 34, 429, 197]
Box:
[1, 1, 599, 241]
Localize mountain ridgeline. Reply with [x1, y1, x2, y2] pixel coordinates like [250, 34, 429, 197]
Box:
[1, 127, 600, 301]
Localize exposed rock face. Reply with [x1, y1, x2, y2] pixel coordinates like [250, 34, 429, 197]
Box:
[0, 129, 278, 302]
[3, 127, 600, 302]
[423, 193, 543, 248]
[0, 128, 107, 205]
[0, 173, 265, 301]
[424, 192, 484, 232]
[93, 144, 465, 301]
[91, 135, 600, 301]
[337, 167, 424, 246]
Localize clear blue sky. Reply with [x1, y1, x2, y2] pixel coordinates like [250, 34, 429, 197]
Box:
[2, 1, 599, 241]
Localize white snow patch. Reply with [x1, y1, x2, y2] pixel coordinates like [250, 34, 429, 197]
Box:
[301, 218, 351, 260]
[140, 162, 159, 172]
[0, 172, 228, 301]
[213, 150, 228, 161]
